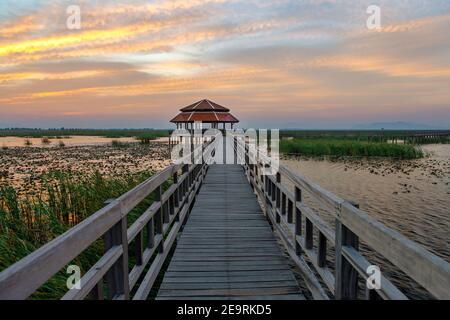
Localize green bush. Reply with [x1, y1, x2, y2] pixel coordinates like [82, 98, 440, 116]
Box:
[280, 139, 424, 159]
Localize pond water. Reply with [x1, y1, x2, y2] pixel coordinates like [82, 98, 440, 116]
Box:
[0, 136, 139, 148]
[282, 144, 450, 299]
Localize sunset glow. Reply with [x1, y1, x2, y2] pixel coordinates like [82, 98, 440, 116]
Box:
[0, 0, 449, 128]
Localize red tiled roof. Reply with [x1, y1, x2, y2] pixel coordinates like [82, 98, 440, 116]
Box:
[170, 111, 239, 123]
[180, 99, 230, 112]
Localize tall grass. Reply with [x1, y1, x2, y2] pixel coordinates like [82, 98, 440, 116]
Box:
[41, 137, 51, 145]
[280, 139, 424, 159]
[0, 170, 153, 298]
[111, 140, 131, 148]
[136, 133, 161, 144]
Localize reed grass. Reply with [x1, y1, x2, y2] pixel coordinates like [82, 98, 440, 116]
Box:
[136, 133, 161, 144]
[0, 170, 154, 298]
[111, 140, 131, 148]
[280, 139, 424, 159]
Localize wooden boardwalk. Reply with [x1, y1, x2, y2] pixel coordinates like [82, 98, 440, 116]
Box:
[2, 138, 449, 300]
[157, 165, 304, 300]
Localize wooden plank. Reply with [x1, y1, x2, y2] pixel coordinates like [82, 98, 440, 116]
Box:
[167, 265, 292, 272]
[157, 164, 303, 300]
[163, 275, 296, 283]
[158, 287, 300, 297]
[160, 281, 298, 290]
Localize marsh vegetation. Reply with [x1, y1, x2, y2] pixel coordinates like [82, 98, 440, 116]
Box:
[280, 138, 424, 159]
[0, 139, 170, 298]
[0, 128, 170, 139]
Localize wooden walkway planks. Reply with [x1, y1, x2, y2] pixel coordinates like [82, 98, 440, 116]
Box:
[157, 164, 304, 300]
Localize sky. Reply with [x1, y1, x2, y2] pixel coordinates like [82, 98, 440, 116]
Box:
[0, 0, 449, 129]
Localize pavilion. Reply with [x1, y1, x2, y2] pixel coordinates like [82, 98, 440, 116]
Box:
[169, 99, 239, 154]
[170, 99, 239, 131]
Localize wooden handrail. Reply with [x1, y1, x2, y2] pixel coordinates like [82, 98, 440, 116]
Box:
[0, 161, 208, 300]
[236, 135, 450, 300]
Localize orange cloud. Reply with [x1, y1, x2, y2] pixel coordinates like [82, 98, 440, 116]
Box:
[0, 70, 110, 84]
[0, 16, 43, 39]
[300, 56, 450, 78]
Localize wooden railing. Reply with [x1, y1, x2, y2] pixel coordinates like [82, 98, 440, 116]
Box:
[238, 139, 450, 300]
[0, 161, 208, 300]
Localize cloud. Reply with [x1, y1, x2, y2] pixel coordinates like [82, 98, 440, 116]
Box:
[0, 0, 449, 128]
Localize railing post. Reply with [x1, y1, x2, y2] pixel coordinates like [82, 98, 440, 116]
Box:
[281, 193, 286, 216]
[276, 173, 281, 208]
[170, 194, 175, 216]
[172, 171, 179, 212]
[146, 218, 154, 249]
[182, 164, 189, 200]
[287, 199, 293, 223]
[234, 136, 237, 165]
[317, 232, 327, 267]
[335, 202, 360, 300]
[305, 218, 313, 250]
[271, 180, 276, 202]
[163, 201, 169, 223]
[275, 173, 281, 223]
[89, 282, 104, 300]
[104, 210, 130, 299]
[154, 185, 164, 254]
[172, 172, 182, 222]
[135, 230, 144, 266]
[294, 187, 302, 255]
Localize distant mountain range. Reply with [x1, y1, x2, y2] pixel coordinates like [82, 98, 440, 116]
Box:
[352, 121, 446, 130]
